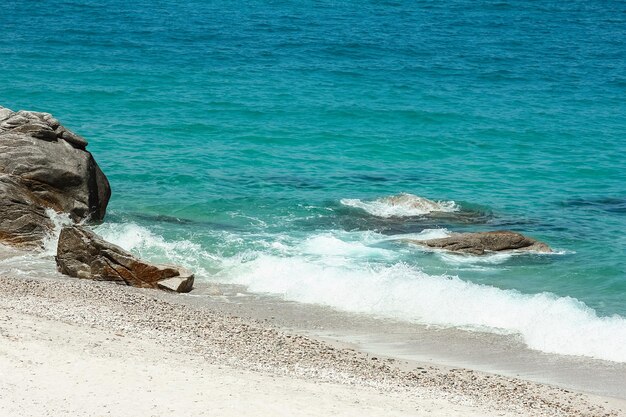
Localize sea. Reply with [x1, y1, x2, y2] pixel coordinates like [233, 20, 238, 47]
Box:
[1, 0, 625, 364]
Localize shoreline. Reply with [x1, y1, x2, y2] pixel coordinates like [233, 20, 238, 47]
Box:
[1, 274, 623, 417]
[183, 283, 626, 400]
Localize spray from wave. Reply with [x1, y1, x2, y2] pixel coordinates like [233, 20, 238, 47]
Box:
[0, 209, 73, 279]
[42, 209, 74, 255]
[340, 193, 458, 218]
[93, 222, 218, 277]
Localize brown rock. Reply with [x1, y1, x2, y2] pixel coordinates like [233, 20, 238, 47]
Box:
[11, 122, 58, 141]
[57, 126, 89, 149]
[56, 225, 194, 293]
[0, 176, 52, 247]
[407, 230, 552, 255]
[0, 105, 110, 248]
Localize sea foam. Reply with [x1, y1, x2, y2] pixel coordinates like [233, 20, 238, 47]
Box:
[42, 208, 73, 255]
[224, 252, 626, 362]
[93, 222, 217, 277]
[340, 193, 458, 217]
[92, 222, 626, 363]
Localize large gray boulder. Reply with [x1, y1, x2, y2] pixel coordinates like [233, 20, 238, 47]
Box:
[56, 225, 194, 293]
[407, 230, 552, 255]
[0, 105, 110, 248]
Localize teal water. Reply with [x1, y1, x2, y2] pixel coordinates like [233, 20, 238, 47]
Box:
[1, 0, 625, 361]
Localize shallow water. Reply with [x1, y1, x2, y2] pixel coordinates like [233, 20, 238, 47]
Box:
[1, 0, 625, 362]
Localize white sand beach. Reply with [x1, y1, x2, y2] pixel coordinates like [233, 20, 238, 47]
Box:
[1, 275, 623, 417]
[0, 309, 498, 417]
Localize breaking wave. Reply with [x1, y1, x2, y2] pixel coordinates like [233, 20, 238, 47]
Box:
[63, 222, 626, 363]
[223, 252, 626, 363]
[340, 193, 458, 218]
[93, 222, 218, 277]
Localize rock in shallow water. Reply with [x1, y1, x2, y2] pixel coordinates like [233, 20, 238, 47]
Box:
[56, 225, 194, 293]
[407, 230, 552, 255]
[0, 105, 110, 248]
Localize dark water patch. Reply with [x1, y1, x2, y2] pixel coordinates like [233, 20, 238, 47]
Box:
[289, 207, 435, 235]
[352, 174, 390, 183]
[484, 217, 544, 229]
[425, 209, 494, 225]
[306, 199, 559, 238]
[295, 202, 494, 235]
[106, 211, 245, 232]
[560, 197, 626, 214]
[129, 212, 197, 225]
[263, 175, 325, 190]
[224, 174, 325, 191]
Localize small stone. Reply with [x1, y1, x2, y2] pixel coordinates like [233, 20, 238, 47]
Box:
[59, 128, 88, 149]
[158, 275, 195, 293]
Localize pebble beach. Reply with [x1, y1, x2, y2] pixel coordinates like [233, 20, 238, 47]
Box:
[1, 274, 623, 417]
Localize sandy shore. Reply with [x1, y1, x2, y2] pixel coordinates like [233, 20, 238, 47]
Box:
[0, 276, 623, 417]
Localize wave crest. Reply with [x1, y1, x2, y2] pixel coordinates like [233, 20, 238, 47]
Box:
[340, 193, 458, 218]
[69, 223, 626, 363]
[93, 222, 217, 277]
[223, 251, 626, 362]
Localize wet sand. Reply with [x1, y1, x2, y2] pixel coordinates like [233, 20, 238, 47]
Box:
[187, 282, 626, 400]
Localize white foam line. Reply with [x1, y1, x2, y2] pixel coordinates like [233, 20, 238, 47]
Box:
[223, 253, 626, 363]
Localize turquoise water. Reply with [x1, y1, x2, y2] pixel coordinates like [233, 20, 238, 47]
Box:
[1, 0, 625, 361]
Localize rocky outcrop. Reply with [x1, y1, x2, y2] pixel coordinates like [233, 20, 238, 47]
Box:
[407, 231, 552, 255]
[56, 226, 194, 293]
[0, 105, 110, 248]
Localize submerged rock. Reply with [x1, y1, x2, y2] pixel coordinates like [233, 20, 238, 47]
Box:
[340, 193, 458, 218]
[407, 230, 552, 255]
[0, 105, 110, 248]
[379, 193, 456, 212]
[56, 225, 194, 293]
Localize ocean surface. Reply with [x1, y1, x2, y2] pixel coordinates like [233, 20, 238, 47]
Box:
[1, 0, 625, 362]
